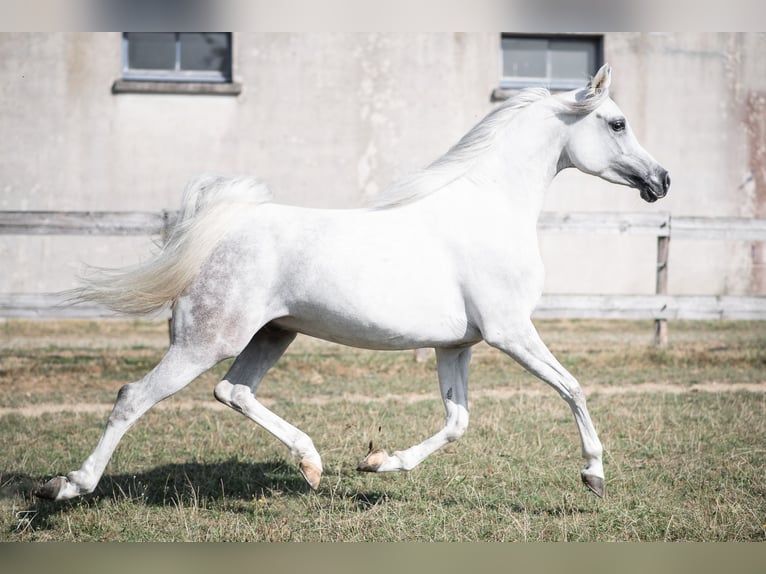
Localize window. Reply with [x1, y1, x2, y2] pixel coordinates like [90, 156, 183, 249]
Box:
[113, 32, 241, 95]
[500, 34, 603, 91]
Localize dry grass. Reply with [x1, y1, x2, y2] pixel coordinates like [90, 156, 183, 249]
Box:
[0, 318, 764, 541]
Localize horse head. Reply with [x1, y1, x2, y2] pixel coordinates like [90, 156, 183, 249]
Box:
[559, 64, 671, 203]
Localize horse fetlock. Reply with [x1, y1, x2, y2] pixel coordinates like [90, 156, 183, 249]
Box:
[582, 457, 604, 477]
[444, 421, 468, 443]
[357, 447, 409, 472]
[292, 436, 320, 465]
[390, 450, 413, 471]
[68, 469, 98, 493]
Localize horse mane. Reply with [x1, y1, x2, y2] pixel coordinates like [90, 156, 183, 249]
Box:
[368, 78, 610, 210]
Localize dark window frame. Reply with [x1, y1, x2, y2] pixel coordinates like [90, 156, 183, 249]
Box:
[113, 32, 241, 96]
[500, 33, 604, 91]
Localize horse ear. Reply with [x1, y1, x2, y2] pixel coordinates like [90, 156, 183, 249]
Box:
[589, 63, 612, 94]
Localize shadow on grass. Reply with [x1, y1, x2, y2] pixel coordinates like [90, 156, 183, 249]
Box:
[4, 462, 593, 537]
[344, 490, 389, 510]
[98, 458, 310, 503]
[505, 500, 597, 517]
[3, 458, 313, 532]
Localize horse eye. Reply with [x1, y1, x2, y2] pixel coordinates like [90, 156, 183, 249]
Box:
[610, 119, 626, 132]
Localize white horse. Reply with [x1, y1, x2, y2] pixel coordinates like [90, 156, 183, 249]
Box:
[38, 64, 669, 501]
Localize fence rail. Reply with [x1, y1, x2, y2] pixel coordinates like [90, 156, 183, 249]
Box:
[2, 292, 764, 322]
[0, 210, 175, 236]
[2, 210, 765, 342]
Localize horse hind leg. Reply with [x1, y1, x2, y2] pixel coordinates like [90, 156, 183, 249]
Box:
[358, 346, 471, 473]
[37, 343, 218, 501]
[212, 325, 324, 490]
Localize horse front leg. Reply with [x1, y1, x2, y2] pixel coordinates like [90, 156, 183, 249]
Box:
[485, 319, 605, 497]
[357, 346, 471, 473]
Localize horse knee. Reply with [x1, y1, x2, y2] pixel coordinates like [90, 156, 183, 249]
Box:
[213, 380, 233, 404]
[214, 380, 254, 411]
[230, 383, 255, 407]
[560, 384, 586, 406]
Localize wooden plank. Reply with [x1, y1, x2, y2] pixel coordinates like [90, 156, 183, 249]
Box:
[537, 213, 766, 240]
[2, 293, 763, 322]
[0, 293, 170, 319]
[537, 211, 671, 236]
[0, 211, 172, 236]
[534, 294, 766, 321]
[2, 210, 764, 240]
[535, 294, 661, 320]
[671, 216, 766, 240]
[1, 210, 766, 328]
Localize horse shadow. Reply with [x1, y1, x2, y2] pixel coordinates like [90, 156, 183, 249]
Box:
[3, 462, 593, 535]
[2, 458, 312, 532]
[3, 458, 397, 533]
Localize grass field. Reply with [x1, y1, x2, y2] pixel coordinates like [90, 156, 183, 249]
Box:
[1, 318, 764, 541]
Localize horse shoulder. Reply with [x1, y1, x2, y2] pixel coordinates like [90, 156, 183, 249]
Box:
[453, 209, 545, 327]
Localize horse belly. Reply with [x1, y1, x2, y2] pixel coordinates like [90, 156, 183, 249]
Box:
[273, 308, 478, 350]
[273, 259, 478, 350]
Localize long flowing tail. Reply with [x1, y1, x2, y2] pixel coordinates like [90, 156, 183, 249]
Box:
[69, 175, 272, 315]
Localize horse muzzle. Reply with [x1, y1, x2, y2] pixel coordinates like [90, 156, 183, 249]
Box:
[638, 168, 670, 203]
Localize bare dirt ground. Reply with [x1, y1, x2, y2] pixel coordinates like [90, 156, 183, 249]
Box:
[1, 381, 764, 419]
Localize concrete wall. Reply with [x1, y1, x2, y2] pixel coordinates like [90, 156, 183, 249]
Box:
[1, 32, 764, 297]
[543, 33, 766, 296]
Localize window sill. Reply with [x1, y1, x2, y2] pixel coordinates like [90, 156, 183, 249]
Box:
[112, 79, 242, 96]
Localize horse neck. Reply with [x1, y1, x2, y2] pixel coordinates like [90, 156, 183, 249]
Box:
[469, 107, 567, 217]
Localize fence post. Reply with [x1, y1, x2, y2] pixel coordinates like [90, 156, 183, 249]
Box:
[654, 215, 671, 346]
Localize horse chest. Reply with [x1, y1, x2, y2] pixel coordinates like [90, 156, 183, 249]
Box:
[455, 243, 545, 319]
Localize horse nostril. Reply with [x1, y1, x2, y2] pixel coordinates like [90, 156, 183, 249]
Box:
[663, 171, 671, 193]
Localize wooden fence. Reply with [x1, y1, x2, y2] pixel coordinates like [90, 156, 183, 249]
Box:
[536, 212, 766, 344]
[1, 210, 765, 344]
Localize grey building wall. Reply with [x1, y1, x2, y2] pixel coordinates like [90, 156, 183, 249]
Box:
[1, 33, 764, 297]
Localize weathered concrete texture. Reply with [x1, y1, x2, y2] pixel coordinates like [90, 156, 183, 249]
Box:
[1, 33, 765, 296]
[745, 90, 766, 293]
[542, 32, 766, 296]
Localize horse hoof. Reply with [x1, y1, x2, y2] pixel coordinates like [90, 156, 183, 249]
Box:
[357, 449, 388, 472]
[582, 474, 605, 498]
[35, 476, 68, 500]
[299, 460, 322, 490]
